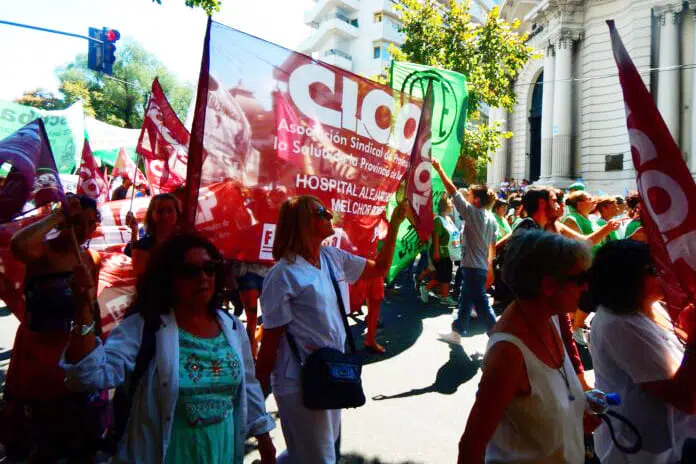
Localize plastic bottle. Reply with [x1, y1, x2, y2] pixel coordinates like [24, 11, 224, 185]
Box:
[585, 389, 621, 415]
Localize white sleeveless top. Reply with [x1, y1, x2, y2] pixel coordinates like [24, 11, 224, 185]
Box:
[485, 316, 586, 464]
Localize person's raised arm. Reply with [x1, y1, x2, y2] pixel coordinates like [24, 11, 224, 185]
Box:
[458, 341, 525, 463]
[432, 158, 457, 197]
[360, 202, 408, 279]
[557, 220, 620, 246]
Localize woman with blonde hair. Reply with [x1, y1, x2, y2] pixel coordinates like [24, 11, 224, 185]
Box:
[256, 195, 407, 463]
[125, 193, 181, 276]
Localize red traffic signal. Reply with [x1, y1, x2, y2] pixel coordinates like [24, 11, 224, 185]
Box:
[104, 29, 120, 42]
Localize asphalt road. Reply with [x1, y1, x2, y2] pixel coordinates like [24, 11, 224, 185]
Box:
[243, 276, 492, 464]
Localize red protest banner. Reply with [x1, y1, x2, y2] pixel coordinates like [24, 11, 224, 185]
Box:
[137, 78, 189, 194]
[77, 138, 109, 203]
[186, 21, 424, 260]
[608, 20, 696, 313]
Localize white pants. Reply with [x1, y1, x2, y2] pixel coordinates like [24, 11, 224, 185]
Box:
[275, 392, 341, 464]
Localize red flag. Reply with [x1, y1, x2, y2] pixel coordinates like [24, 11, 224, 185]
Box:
[112, 147, 147, 187]
[137, 78, 189, 194]
[186, 20, 422, 259]
[608, 20, 696, 312]
[407, 86, 434, 242]
[0, 119, 65, 221]
[76, 138, 109, 203]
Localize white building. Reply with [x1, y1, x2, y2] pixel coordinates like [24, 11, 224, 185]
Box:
[298, 0, 494, 78]
[488, 0, 696, 194]
[298, 0, 405, 78]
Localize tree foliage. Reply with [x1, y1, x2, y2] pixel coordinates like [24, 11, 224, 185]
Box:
[151, 0, 221, 15]
[392, 0, 535, 165]
[14, 89, 65, 110]
[55, 40, 193, 128]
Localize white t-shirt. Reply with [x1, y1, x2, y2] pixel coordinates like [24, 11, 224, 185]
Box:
[260, 246, 366, 396]
[590, 303, 684, 464]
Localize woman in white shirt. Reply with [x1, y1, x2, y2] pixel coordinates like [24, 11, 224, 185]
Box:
[589, 240, 696, 463]
[256, 195, 406, 464]
[458, 229, 593, 463]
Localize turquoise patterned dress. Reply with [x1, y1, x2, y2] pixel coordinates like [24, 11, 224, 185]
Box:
[165, 329, 243, 464]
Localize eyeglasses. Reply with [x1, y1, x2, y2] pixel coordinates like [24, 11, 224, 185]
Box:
[315, 206, 333, 220]
[557, 271, 589, 285]
[177, 261, 218, 279]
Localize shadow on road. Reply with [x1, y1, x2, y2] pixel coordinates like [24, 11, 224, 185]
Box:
[350, 272, 490, 366]
[370, 344, 480, 401]
[339, 453, 422, 464]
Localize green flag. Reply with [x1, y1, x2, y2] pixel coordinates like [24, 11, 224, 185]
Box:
[388, 62, 467, 281]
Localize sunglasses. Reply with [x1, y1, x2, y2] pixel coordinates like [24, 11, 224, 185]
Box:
[177, 261, 218, 279]
[557, 271, 589, 285]
[315, 206, 333, 220]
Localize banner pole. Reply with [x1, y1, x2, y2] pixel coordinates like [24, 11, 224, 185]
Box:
[129, 151, 141, 212]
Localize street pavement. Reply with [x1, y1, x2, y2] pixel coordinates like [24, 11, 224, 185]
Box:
[243, 277, 491, 464]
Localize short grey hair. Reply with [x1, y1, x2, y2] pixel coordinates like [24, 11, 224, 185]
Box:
[502, 229, 592, 299]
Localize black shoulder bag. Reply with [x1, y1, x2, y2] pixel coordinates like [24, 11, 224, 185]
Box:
[286, 254, 366, 410]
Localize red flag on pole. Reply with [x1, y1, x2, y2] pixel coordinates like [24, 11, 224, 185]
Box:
[608, 20, 696, 312]
[112, 147, 147, 187]
[137, 78, 189, 194]
[406, 86, 434, 242]
[77, 138, 109, 203]
[183, 17, 211, 232]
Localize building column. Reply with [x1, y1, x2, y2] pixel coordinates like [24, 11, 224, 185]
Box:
[656, 6, 681, 142]
[539, 45, 555, 182]
[487, 107, 509, 186]
[550, 35, 574, 185]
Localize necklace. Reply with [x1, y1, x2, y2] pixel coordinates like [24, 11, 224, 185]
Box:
[515, 304, 576, 402]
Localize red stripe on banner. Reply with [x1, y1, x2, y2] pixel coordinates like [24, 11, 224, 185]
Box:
[184, 16, 212, 232]
[406, 85, 434, 242]
[608, 20, 696, 314]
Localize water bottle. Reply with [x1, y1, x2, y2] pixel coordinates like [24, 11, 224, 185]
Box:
[585, 389, 621, 415]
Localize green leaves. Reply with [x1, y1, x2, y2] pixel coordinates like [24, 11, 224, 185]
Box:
[55, 40, 193, 129]
[151, 0, 221, 15]
[395, 0, 533, 167]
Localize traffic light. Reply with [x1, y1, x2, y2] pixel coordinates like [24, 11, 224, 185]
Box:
[87, 27, 104, 72]
[102, 28, 120, 75]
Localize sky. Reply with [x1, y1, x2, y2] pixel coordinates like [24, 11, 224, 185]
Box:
[0, 0, 313, 100]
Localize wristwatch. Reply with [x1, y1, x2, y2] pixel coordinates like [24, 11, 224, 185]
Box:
[70, 320, 96, 336]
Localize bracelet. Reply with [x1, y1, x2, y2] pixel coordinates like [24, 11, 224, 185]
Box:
[70, 320, 96, 336]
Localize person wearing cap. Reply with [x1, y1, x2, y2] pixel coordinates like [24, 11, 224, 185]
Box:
[568, 182, 586, 192]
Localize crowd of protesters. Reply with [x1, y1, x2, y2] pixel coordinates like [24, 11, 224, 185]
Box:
[1, 164, 696, 463]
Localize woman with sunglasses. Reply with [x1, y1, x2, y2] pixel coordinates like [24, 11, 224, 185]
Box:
[61, 234, 276, 464]
[458, 229, 596, 463]
[125, 193, 181, 277]
[589, 240, 696, 463]
[256, 195, 407, 464]
[3, 195, 102, 462]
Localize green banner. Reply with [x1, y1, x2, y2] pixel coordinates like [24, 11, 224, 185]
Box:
[388, 62, 468, 281]
[85, 116, 140, 166]
[0, 100, 85, 173]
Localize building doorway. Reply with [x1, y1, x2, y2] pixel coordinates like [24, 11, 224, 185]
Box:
[528, 72, 543, 182]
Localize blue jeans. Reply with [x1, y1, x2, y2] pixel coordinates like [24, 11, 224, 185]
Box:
[453, 267, 497, 336]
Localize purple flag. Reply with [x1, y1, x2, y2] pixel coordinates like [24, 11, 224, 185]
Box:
[0, 119, 65, 221]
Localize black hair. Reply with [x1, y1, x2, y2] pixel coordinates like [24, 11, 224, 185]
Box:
[131, 233, 224, 320]
[470, 184, 491, 207]
[75, 194, 101, 221]
[522, 186, 552, 216]
[589, 240, 653, 314]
